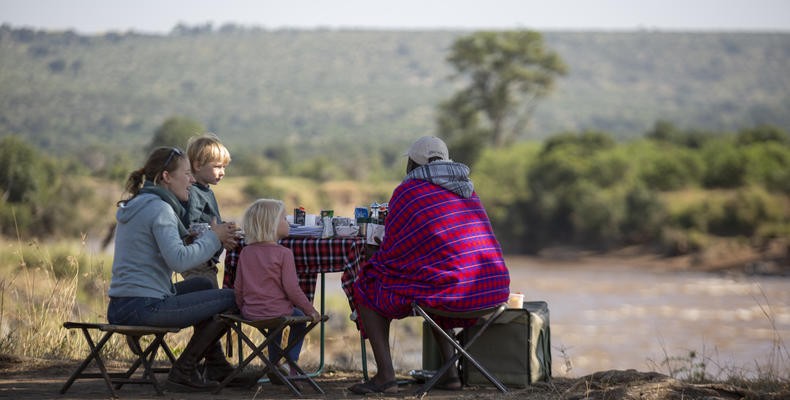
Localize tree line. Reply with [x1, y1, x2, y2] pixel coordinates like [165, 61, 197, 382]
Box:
[1, 25, 788, 159]
[3, 27, 788, 259]
[474, 122, 790, 254]
[3, 121, 789, 258]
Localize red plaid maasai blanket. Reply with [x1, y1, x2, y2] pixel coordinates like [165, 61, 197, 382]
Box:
[224, 236, 366, 304]
[353, 179, 510, 336]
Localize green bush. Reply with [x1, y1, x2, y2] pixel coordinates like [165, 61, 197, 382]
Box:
[667, 187, 786, 240]
[741, 143, 790, 190]
[660, 228, 709, 255]
[0, 136, 91, 238]
[541, 130, 616, 156]
[587, 152, 630, 188]
[567, 182, 624, 247]
[702, 140, 748, 188]
[0, 136, 46, 203]
[646, 121, 717, 149]
[735, 124, 789, 146]
[473, 143, 539, 252]
[292, 157, 347, 181]
[0, 202, 33, 237]
[672, 199, 725, 233]
[147, 116, 205, 153]
[621, 184, 665, 243]
[229, 151, 283, 176]
[242, 179, 284, 201]
[639, 147, 704, 190]
[711, 187, 785, 236]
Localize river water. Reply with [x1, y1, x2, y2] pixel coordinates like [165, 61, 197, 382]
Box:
[506, 256, 790, 378]
[323, 255, 790, 379]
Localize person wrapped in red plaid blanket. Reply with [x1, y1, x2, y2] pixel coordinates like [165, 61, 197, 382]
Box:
[350, 136, 510, 394]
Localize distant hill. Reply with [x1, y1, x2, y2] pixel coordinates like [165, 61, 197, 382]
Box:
[1, 25, 789, 156]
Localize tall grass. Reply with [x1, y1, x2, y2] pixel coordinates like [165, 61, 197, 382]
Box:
[0, 230, 128, 359]
[0, 233, 331, 367]
[646, 282, 790, 392]
[728, 284, 790, 392]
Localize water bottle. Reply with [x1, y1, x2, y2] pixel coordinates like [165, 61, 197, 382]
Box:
[370, 201, 380, 223]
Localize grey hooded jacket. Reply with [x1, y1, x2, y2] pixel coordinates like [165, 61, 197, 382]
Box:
[405, 160, 475, 198]
[108, 193, 222, 299]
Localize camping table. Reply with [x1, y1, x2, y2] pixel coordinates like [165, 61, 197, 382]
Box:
[224, 235, 367, 375]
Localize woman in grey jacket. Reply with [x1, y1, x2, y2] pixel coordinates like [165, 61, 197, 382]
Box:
[107, 147, 239, 391]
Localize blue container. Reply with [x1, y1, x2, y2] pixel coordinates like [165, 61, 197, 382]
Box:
[354, 207, 369, 221]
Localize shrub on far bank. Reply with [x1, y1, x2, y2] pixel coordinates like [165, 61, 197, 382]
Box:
[659, 228, 710, 256]
[638, 145, 704, 191]
[0, 136, 99, 239]
[242, 178, 285, 201]
[479, 126, 790, 255]
[667, 186, 786, 241]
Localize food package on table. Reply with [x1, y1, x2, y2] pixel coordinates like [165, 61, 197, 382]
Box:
[366, 223, 385, 245]
[334, 225, 359, 237]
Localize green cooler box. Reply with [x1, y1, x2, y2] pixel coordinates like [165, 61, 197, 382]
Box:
[422, 301, 551, 387]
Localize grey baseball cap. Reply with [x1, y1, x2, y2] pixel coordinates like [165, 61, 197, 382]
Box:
[403, 136, 449, 165]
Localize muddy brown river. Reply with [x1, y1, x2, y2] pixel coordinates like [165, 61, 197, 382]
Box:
[506, 257, 790, 378]
[320, 255, 790, 378]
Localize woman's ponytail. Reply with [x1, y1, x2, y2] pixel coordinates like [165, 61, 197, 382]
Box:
[117, 148, 185, 206]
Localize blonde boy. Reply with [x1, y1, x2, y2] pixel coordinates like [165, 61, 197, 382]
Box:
[181, 134, 233, 288]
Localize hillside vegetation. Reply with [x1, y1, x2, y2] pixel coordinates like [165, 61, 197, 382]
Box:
[1, 25, 789, 161]
[2, 25, 790, 264]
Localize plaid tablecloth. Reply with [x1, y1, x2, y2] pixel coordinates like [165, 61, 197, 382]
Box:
[223, 236, 367, 304]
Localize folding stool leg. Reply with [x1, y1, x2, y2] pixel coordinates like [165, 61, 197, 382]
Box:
[158, 335, 177, 369]
[215, 323, 300, 396]
[271, 320, 325, 395]
[114, 335, 142, 390]
[236, 321, 243, 365]
[140, 334, 167, 394]
[59, 328, 117, 398]
[114, 334, 167, 395]
[255, 326, 306, 397]
[216, 323, 266, 391]
[116, 335, 145, 381]
[413, 305, 508, 396]
[360, 333, 369, 380]
[224, 326, 233, 359]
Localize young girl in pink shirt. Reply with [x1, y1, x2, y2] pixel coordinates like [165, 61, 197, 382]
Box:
[235, 199, 320, 377]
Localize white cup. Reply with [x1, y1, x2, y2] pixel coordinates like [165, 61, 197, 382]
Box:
[507, 292, 524, 309]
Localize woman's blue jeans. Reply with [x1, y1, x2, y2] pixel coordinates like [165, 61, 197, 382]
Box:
[269, 307, 308, 365]
[107, 277, 236, 328]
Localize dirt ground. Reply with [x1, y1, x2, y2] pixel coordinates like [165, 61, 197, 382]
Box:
[2, 246, 788, 399]
[1, 353, 786, 400]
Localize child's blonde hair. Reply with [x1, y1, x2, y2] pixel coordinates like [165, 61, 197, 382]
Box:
[242, 198, 285, 243]
[186, 134, 231, 170]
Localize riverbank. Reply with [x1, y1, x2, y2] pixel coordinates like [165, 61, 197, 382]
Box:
[530, 241, 790, 277]
[1, 353, 787, 399]
[1, 240, 787, 398]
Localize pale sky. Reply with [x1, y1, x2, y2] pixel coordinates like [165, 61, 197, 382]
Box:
[1, 0, 789, 34]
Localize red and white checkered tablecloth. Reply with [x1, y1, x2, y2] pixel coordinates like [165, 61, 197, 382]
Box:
[223, 236, 366, 304]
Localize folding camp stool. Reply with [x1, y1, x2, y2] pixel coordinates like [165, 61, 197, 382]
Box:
[60, 322, 179, 398]
[411, 302, 509, 397]
[214, 313, 329, 397]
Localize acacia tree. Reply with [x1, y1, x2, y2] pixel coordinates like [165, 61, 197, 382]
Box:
[437, 30, 567, 164]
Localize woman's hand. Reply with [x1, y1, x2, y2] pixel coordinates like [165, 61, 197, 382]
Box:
[309, 311, 321, 323]
[210, 218, 240, 249]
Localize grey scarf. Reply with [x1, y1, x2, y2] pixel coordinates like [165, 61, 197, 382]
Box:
[405, 160, 474, 198]
[138, 180, 190, 240]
